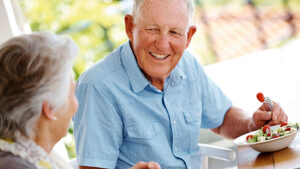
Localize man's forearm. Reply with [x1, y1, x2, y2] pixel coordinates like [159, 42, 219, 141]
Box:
[211, 106, 255, 139]
[79, 166, 105, 169]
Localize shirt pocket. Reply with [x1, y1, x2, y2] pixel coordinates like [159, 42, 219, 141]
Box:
[183, 105, 202, 153]
[124, 121, 160, 162]
[126, 121, 160, 140]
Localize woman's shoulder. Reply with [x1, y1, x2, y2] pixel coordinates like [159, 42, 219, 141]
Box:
[0, 150, 36, 169]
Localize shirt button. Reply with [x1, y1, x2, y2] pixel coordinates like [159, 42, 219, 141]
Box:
[174, 147, 178, 151]
[173, 120, 176, 125]
[147, 131, 151, 135]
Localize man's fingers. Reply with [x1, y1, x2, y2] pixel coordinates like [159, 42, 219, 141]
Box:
[271, 103, 287, 123]
[130, 161, 146, 169]
[253, 110, 272, 121]
[130, 161, 161, 169]
[260, 101, 272, 111]
[267, 102, 288, 126]
[272, 102, 283, 121]
[253, 101, 288, 129]
[148, 162, 161, 169]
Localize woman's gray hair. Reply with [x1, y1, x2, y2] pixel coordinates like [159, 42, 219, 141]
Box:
[132, 0, 194, 27]
[0, 31, 78, 141]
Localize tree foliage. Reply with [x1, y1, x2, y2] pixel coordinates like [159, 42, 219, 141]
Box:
[19, 0, 128, 79]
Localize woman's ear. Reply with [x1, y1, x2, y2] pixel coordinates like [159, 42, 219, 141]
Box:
[42, 101, 57, 120]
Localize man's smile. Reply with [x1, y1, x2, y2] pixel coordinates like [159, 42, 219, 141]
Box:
[149, 52, 170, 60]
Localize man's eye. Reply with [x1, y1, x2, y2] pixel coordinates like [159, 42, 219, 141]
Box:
[170, 30, 182, 36]
[170, 30, 178, 34]
[146, 28, 158, 32]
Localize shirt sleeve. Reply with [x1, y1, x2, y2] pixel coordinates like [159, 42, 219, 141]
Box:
[193, 58, 232, 129]
[73, 82, 123, 168]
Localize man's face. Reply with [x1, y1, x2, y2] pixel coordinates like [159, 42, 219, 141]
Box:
[125, 0, 196, 89]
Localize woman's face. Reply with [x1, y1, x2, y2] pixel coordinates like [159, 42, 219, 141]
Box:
[53, 76, 78, 139]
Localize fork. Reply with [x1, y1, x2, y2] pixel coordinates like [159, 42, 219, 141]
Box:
[264, 96, 274, 111]
[257, 92, 274, 111]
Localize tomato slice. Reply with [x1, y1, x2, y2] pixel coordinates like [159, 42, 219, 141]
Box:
[262, 125, 270, 134]
[272, 134, 279, 139]
[280, 122, 288, 127]
[285, 127, 291, 131]
[246, 135, 253, 141]
[256, 92, 265, 102]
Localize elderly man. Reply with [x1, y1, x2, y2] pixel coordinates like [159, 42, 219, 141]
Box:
[73, 0, 288, 168]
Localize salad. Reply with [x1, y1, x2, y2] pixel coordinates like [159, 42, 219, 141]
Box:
[246, 122, 300, 143]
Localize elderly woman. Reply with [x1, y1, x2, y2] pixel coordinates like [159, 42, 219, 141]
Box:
[0, 32, 160, 169]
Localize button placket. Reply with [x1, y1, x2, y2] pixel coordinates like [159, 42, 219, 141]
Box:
[163, 92, 179, 155]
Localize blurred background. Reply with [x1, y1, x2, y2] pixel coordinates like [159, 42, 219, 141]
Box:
[11, 0, 300, 77]
[1, 0, 300, 168]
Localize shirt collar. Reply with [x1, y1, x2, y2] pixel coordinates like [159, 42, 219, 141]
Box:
[165, 63, 186, 90]
[121, 41, 187, 93]
[121, 41, 150, 93]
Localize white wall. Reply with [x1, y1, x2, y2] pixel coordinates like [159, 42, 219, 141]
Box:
[0, 0, 14, 43]
[0, 0, 30, 44]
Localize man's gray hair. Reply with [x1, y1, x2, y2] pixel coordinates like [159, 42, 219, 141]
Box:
[0, 31, 78, 141]
[132, 0, 194, 27]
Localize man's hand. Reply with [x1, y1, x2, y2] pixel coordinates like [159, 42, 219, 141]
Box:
[130, 161, 161, 169]
[211, 102, 288, 139]
[249, 101, 288, 130]
[79, 161, 161, 169]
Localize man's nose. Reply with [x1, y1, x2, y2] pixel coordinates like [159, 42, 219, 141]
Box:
[155, 33, 170, 51]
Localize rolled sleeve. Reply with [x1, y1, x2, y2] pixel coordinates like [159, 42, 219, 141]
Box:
[201, 78, 232, 129]
[192, 57, 232, 129]
[73, 83, 123, 168]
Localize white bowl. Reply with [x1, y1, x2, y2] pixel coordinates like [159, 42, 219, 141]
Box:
[234, 125, 298, 152]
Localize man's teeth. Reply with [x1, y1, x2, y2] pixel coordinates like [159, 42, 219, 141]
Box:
[150, 52, 168, 59]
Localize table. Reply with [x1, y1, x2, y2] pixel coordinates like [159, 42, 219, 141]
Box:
[238, 133, 300, 169]
[203, 38, 300, 169]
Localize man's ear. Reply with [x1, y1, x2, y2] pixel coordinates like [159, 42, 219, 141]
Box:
[186, 26, 197, 48]
[42, 101, 57, 120]
[124, 14, 134, 41]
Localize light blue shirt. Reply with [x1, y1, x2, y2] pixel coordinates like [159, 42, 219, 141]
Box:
[73, 41, 232, 169]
